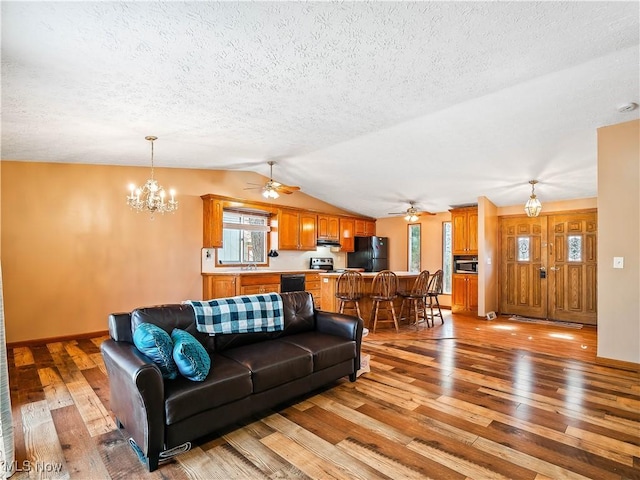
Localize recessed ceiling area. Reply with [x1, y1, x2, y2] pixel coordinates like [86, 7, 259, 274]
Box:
[2, 2, 639, 217]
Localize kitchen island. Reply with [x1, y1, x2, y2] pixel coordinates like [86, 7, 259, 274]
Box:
[319, 271, 419, 327]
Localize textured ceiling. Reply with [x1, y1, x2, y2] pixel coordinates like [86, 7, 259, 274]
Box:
[2, 1, 639, 217]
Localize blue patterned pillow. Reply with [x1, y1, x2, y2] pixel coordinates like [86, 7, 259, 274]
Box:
[133, 323, 178, 380]
[171, 329, 211, 382]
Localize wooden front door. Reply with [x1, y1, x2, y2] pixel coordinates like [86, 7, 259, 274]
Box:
[547, 212, 597, 325]
[499, 211, 597, 324]
[499, 216, 547, 319]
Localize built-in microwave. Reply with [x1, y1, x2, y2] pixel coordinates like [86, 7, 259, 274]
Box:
[454, 258, 478, 273]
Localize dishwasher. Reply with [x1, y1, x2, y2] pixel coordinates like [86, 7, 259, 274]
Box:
[280, 274, 306, 293]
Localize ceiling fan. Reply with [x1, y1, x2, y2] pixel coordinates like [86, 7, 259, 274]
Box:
[245, 161, 300, 199]
[388, 202, 435, 221]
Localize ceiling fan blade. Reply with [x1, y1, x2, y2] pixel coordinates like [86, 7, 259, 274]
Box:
[277, 185, 300, 194]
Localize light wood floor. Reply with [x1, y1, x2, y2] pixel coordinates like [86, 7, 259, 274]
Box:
[7, 312, 640, 479]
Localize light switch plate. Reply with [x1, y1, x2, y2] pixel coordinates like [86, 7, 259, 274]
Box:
[613, 257, 624, 269]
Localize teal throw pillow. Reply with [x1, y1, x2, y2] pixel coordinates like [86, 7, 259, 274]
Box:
[133, 323, 178, 380]
[171, 329, 211, 382]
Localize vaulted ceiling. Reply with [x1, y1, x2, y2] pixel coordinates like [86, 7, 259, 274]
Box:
[2, 2, 639, 218]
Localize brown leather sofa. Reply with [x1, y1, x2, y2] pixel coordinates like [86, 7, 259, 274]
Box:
[101, 291, 363, 471]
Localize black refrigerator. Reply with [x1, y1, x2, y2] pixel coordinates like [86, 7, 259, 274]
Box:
[347, 236, 389, 272]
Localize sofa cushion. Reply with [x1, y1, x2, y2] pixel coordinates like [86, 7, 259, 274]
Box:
[132, 323, 178, 380]
[171, 329, 211, 382]
[164, 355, 252, 425]
[221, 340, 312, 393]
[280, 332, 356, 372]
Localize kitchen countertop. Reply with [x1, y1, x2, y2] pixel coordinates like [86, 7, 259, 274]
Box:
[202, 269, 321, 275]
[318, 271, 419, 278]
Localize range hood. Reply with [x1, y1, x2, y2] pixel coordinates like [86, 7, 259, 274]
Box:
[316, 239, 342, 247]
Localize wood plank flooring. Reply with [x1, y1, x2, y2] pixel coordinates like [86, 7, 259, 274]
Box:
[7, 312, 640, 479]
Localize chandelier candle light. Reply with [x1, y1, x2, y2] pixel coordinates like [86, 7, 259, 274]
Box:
[524, 180, 542, 217]
[127, 136, 178, 216]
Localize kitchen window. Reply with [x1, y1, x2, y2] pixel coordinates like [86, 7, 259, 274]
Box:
[218, 211, 269, 265]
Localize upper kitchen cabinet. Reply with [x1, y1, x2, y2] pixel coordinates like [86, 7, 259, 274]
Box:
[278, 208, 317, 251]
[202, 195, 224, 248]
[355, 219, 376, 237]
[317, 215, 340, 242]
[451, 206, 478, 254]
[339, 217, 355, 252]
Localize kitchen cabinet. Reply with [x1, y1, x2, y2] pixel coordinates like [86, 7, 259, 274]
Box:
[202, 195, 224, 248]
[451, 274, 478, 314]
[317, 215, 340, 242]
[451, 207, 478, 254]
[305, 273, 321, 308]
[203, 274, 237, 300]
[238, 274, 281, 295]
[278, 208, 317, 250]
[339, 217, 355, 252]
[355, 219, 376, 237]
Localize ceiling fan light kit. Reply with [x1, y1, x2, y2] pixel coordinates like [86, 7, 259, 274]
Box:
[524, 180, 542, 217]
[126, 136, 178, 217]
[389, 201, 433, 221]
[246, 161, 300, 199]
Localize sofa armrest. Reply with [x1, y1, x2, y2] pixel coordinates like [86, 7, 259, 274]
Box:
[109, 312, 133, 343]
[315, 310, 362, 341]
[315, 310, 364, 381]
[100, 339, 165, 470]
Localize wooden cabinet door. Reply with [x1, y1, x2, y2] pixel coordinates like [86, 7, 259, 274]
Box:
[202, 196, 224, 248]
[365, 220, 376, 236]
[317, 215, 330, 239]
[299, 212, 317, 250]
[451, 211, 468, 254]
[278, 209, 300, 250]
[451, 207, 478, 254]
[467, 210, 478, 253]
[467, 275, 478, 313]
[317, 215, 339, 241]
[203, 275, 237, 300]
[340, 218, 355, 252]
[451, 274, 468, 313]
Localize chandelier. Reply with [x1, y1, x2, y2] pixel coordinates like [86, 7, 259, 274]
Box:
[524, 180, 542, 217]
[127, 136, 178, 216]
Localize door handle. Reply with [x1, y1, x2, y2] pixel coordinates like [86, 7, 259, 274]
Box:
[539, 266, 546, 271]
[550, 266, 561, 271]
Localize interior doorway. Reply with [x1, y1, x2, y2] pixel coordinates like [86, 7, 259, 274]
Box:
[499, 211, 597, 325]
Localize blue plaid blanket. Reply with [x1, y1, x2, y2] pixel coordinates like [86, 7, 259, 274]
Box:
[187, 293, 284, 335]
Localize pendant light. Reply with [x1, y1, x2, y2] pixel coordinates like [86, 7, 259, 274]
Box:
[524, 180, 542, 217]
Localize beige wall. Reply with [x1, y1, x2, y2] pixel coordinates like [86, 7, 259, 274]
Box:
[376, 212, 452, 307]
[597, 120, 639, 364]
[497, 197, 597, 216]
[478, 196, 498, 316]
[0, 161, 352, 343]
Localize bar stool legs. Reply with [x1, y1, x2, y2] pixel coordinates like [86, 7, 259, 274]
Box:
[371, 298, 399, 333]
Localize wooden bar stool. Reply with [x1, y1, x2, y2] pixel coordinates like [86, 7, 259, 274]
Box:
[335, 270, 363, 319]
[370, 270, 399, 333]
[398, 270, 430, 328]
[425, 269, 444, 327]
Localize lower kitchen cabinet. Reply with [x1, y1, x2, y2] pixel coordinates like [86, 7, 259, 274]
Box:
[451, 274, 478, 314]
[203, 275, 238, 300]
[305, 273, 321, 308]
[238, 274, 281, 295]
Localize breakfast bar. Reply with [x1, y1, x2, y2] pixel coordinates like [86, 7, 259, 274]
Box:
[319, 271, 419, 328]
